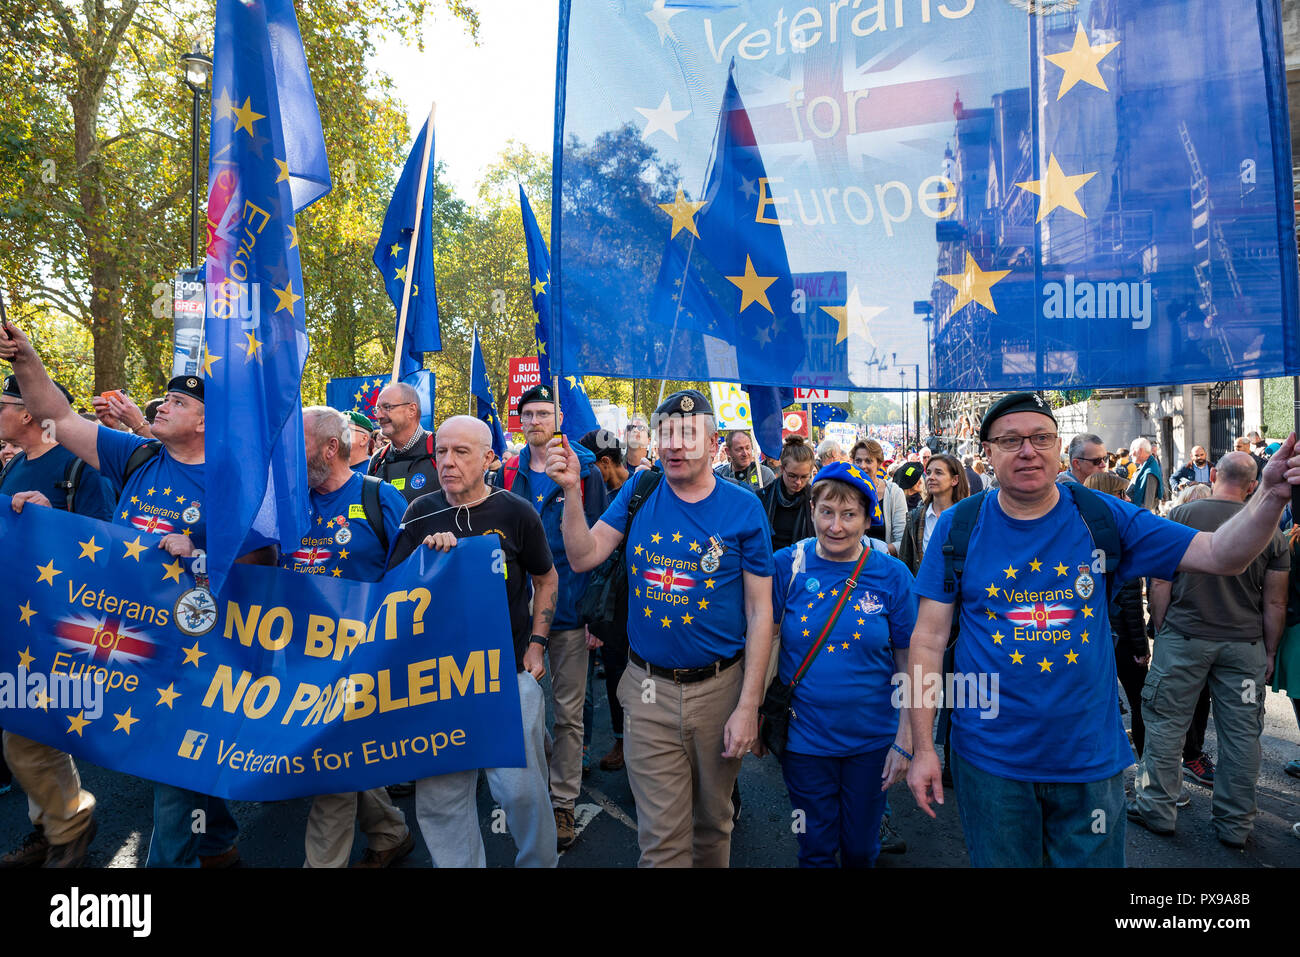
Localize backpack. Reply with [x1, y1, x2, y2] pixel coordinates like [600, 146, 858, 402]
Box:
[359, 474, 389, 555]
[0, 452, 87, 513]
[122, 439, 164, 487]
[579, 468, 662, 640]
[940, 484, 1123, 624]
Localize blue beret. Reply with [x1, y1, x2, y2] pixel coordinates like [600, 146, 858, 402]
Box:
[813, 461, 883, 526]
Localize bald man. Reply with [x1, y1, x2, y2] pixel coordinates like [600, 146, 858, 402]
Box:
[387, 416, 560, 867]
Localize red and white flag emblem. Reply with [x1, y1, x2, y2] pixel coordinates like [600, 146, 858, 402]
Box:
[1005, 602, 1075, 630]
[644, 567, 696, 593]
[55, 613, 158, 665]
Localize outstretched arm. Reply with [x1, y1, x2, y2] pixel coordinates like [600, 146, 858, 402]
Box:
[0, 320, 101, 469]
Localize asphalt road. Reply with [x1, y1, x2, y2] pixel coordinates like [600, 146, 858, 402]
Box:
[2, 666, 1297, 868]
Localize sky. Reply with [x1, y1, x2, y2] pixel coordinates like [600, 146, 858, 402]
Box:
[373, 0, 560, 199]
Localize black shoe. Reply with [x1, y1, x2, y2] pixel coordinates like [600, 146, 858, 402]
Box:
[43, 817, 97, 868]
[1125, 801, 1174, 836]
[731, 780, 742, 824]
[1217, 832, 1248, 850]
[386, 782, 415, 798]
[879, 816, 906, 854]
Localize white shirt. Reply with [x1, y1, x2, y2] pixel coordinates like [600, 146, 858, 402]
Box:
[922, 503, 940, 552]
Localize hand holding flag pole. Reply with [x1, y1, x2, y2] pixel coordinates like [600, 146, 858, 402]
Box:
[391, 100, 436, 384]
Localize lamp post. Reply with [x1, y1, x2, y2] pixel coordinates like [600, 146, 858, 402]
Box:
[180, 47, 213, 269]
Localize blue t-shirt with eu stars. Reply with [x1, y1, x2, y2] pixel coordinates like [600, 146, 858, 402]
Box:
[281, 472, 406, 582]
[0, 446, 114, 520]
[599, 473, 774, 669]
[97, 428, 206, 549]
[773, 542, 916, 757]
[913, 488, 1197, 783]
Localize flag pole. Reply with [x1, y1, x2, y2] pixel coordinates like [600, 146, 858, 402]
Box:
[553, 374, 562, 441]
[470, 327, 476, 415]
[391, 100, 437, 384]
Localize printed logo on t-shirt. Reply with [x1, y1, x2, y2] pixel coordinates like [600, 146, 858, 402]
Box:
[1074, 565, 1094, 599]
[980, 556, 1095, 670]
[630, 528, 713, 625]
[857, 591, 885, 616]
[700, 534, 727, 574]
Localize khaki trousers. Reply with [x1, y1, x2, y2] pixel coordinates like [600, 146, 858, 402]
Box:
[617, 657, 744, 867]
[547, 626, 589, 810]
[303, 787, 408, 868]
[2, 731, 95, 846]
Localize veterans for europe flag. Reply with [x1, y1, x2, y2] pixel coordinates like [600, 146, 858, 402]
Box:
[0, 498, 525, 800]
[374, 120, 441, 380]
[519, 185, 599, 439]
[204, 0, 328, 598]
[471, 330, 507, 458]
[554, 0, 1298, 392]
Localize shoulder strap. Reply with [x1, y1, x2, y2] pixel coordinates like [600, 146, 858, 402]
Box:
[623, 468, 662, 530]
[1059, 482, 1123, 591]
[941, 490, 989, 597]
[361, 475, 389, 555]
[503, 454, 520, 491]
[787, 543, 872, 691]
[426, 432, 434, 457]
[122, 440, 163, 486]
[60, 457, 86, 513]
[0, 451, 22, 485]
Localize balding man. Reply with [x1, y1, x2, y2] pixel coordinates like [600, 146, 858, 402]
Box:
[1128, 437, 1163, 511]
[387, 416, 560, 867]
[282, 407, 413, 867]
[369, 381, 439, 503]
[716, 430, 775, 491]
[1060, 433, 1108, 485]
[1172, 446, 1211, 487]
[1131, 452, 1289, 848]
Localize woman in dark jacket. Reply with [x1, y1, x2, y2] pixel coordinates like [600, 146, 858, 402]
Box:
[759, 435, 816, 552]
[898, 453, 968, 575]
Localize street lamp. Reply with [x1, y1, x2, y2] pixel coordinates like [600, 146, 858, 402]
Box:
[180, 46, 213, 269]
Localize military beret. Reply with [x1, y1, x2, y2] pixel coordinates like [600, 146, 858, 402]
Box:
[3, 374, 72, 404]
[893, 461, 925, 491]
[166, 374, 204, 404]
[653, 389, 713, 418]
[346, 410, 376, 432]
[518, 383, 554, 411]
[978, 391, 1055, 442]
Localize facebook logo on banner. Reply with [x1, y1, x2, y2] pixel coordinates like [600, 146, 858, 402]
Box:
[178, 730, 208, 761]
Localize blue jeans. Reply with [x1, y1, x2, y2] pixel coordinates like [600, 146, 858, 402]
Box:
[780, 745, 890, 868]
[951, 749, 1125, 867]
[146, 782, 239, 868]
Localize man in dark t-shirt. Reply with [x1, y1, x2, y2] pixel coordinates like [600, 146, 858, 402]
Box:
[387, 415, 559, 867]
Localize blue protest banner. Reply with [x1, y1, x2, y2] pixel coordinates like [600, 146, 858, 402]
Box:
[0, 497, 525, 801]
[554, 0, 1299, 392]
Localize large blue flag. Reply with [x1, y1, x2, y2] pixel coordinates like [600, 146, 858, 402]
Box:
[554, 0, 1298, 392]
[204, 0, 328, 597]
[519, 185, 600, 439]
[374, 120, 441, 380]
[471, 330, 507, 458]
[324, 370, 434, 433]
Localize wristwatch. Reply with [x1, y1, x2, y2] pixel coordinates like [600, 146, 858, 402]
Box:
[528, 634, 549, 649]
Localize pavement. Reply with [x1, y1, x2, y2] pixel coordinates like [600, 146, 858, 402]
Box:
[2, 663, 1297, 867]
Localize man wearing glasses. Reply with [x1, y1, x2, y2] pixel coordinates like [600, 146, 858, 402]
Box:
[625, 417, 654, 471]
[1058, 433, 1108, 486]
[905, 391, 1300, 867]
[346, 411, 377, 475]
[368, 382, 439, 504]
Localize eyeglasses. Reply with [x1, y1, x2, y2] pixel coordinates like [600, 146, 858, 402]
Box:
[376, 402, 414, 413]
[520, 410, 554, 423]
[1074, 455, 1108, 468]
[987, 432, 1058, 452]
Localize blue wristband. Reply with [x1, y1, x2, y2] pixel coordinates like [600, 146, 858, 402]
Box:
[891, 744, 912, 760]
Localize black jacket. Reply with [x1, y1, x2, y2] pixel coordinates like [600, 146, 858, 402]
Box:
[898, 503, 928, 575]
[758, 479, 813, 553]
[1109, 578, 1148, 657]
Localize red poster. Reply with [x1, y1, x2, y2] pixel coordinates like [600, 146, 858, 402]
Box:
[781, 410, 808, 439]
[507, 357, 541, 431]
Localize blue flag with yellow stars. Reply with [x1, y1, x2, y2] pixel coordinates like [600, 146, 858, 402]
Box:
[374, 120, 441, 379]
[519, 185, 600, 439]
[471, 329, 507, 458]
[204, 0, 329, 598]
[811, 404, 849, 430]
[555, 0, 1298, 392]
[325, 373, 388, 421]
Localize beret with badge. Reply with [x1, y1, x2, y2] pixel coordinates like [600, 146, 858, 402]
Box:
[518, 383, 554, 411]
[978, 391, 1055, 442]
[653, 388, 713, 418]
[166, 374, 204, 404]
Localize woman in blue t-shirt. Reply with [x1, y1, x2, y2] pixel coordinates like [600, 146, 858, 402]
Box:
[764, 462, 918, 867]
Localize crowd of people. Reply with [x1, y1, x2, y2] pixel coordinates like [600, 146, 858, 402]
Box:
[2, 314, 1299, 869]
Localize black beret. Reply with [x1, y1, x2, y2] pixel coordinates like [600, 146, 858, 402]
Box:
[518, 383, 554, 411]
[579, 428, 622, 463]
[894, 461, 925, 491]
[653, 388, 713, 418]
[979, 391, 1055, 442]
[166, 374, 204, 404]
[3, 374, 72, 404]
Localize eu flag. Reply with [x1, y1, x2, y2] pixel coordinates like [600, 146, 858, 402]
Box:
[326, 373, 388, 422]
[374, 120, 441, 380]
[554, 0, 1299, 392]
[204, 0, 328, 596]
[519, 185, 599, 439]
[471, 329, 507, 458]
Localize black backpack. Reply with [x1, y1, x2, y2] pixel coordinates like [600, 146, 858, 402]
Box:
[579, 469, 662, 642]
[940, 483, 1124, 624]
[0, 451, 87, 512]
[359, 474, 389, 555]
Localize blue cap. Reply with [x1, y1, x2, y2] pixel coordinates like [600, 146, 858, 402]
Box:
[812, 461, 883, 527]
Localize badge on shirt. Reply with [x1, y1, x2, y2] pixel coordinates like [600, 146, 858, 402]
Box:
[174, 586, 217, 637]
[182, 504, 201, 525]
[804, 577, 820, 593]
[411, 473, 426, 490]
[334, 517, 352, 545]
[857, 591, 885, 616]
[1074, 565, 1095, 600]
[701, 534, 727, 574]
[348, 503, 366, 519]
[391, 477, 406, 490]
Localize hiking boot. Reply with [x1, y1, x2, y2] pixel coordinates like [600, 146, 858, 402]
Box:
[1183, 754, 1215, 787]
[43, 817, 97, 868]
[1125, 801, 1174, 836]
[0, 828, 50, 869]
[555, 807, 576, 851]
[351, 829, 414, 868]
[199, 844, 240, 869]
[879, 816, 907, 855]
[599, 739, 624, 771]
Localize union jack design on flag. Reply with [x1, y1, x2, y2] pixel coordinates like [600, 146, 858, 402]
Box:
[1005, 602, 1076, 631]
[131, 513, 175, 536]
[290, 546, 333, 567]
[54, 614, 158, 666]
[644, 567, 697, 593]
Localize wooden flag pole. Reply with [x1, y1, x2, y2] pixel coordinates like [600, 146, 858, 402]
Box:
[469, 326, 477, 416]
[391, 101, 437, 384]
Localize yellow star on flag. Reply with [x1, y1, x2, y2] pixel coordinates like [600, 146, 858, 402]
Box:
[682, 613, 694, 625]
[644, 607, 652, 618]
[725, 255, 778, 314]
[1081, 631, 1090, 643]
[671, 531, 682, 543]
[660, 616, 672, 628]
[532, 276, 547, 295]
[704, 578, 716, 589]
[1064, 649, 1080, 664]
[390, 242, 403, 258]
[181, 641, 207, 667]
[66, 711, 91, 736]
[1045, 24, 1119, 100]
[231, 97, 265, 137]
[77, 537, 103, 562]
[274, 158, 291, 184]
[18, 602, 37, 626]
[162, 559, 185, 583]
[1003, 564, 1018, 580]
[36, 559, 60, 586]
[1010, 650, 1025, 664]
[650, 533, 662, 544]
[991, 631, 1004, 645]
[1081, 605, 1094, 618]
[122, 537, 147, 561]
[288, 225, 299, 249]
[332, 568, 342, 578]
[202, 345, 220, 376]
[156, 683, 181, 709]
[820, 285, 886, 346]
[212, 87, 237, 121]
[985, 582, 1000, 598]
[657, 187, 707, 239]
[273, 282, 301, 313]
[697, 598, 709, 610]
[1028, 558, 1043, 572]
[244, 330, 263, 361]
[985, 609, 997, 620]
[1016, 154, 1097, 222]
[394, 265, 408, 283]
[1054, 561, 1069, 576]
[17, 646, 34, 668]
[1038, 657, 1053, 672]
[939, 252, 1010, 315]
[113, 708, 139, 735]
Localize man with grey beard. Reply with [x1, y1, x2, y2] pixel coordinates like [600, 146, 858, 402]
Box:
[281, 406, 414, 867]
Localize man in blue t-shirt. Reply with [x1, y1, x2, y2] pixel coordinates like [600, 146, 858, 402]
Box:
[905, 391, 1300, 867]
[546, 389, 775, 867]
[0, 374, 113, 869]
[282, 407, 414, 868]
